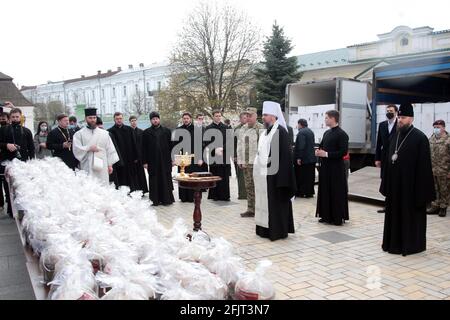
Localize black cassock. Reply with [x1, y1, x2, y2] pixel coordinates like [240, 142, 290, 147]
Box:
[316, 126, 349, 225]
[204, 122, 231, 201]
[108, 125, 140, 192]
[254, 125, 296, 241]
[132, 127, 149, 194]
[173, 123, 206, 202]
[47, 126, 79, 170]
[381, 125, 436, 256]
[142, 125, 175, 205]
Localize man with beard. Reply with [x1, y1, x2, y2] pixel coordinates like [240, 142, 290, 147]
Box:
[108, 112, 140, 192]
[253, 101, 296, 240]
[204, 110, 231, 201]
[0, 106, 35, 218]
[129, 115, 149, 194]
[381, 103, 435, 256]
[141, 111, 175, 206]
[47, 113, 79, 170]
[172, 112, 205, 202]
[73, 108, 119, 185]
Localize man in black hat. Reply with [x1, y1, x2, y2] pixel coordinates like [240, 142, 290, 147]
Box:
[73, 108, 119, 184]
[141, 111, 175, 206]
[381, 102, 436, 256]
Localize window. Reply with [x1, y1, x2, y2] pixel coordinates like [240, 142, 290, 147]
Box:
[92, 90, 95, 100]
[102, 89, 105, 99]
[135, 84, 139, 93]
[123, 86, 127, 96]
[401, 37, 409, 46]
[112, 87, 116, 97]
[157, 81, 161, 91]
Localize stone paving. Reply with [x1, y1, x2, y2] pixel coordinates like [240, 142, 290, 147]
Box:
[155, 175, 450, 300]
[1, 171, 450, 300]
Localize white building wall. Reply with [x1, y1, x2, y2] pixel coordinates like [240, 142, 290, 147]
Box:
[21, 63, 170, 116]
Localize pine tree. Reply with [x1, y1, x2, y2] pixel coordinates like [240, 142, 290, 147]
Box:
[255, 22, 302, 112]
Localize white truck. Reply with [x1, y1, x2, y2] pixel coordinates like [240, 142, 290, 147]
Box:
[286, 57, 450, 170]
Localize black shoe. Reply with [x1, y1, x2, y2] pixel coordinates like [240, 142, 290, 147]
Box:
[318, 218, 326, 223]
[439, 208, 447, 217]
[427, 207, 440, 215]
[240, 211, 255, 218]
[377, 208, 386, 213]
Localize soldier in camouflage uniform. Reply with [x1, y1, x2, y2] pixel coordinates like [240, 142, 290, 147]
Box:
[427, 120, 450, 217]
[234, 112, 248, 200]
[237, 107, 265, 217]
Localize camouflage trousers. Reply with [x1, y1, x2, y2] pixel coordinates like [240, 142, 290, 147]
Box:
[235, 162, 247, 200]
[431, 175, 450, 209]
[243, 165, 255, 214]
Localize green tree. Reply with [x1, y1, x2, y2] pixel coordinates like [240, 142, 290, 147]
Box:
[254, 22, 302, 112]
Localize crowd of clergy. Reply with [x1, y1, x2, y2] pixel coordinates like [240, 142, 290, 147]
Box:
[0, 100, 448, 257]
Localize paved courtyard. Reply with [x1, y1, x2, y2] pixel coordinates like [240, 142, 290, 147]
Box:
[155, 175, 450, 300]
[1, 172, 450, 300]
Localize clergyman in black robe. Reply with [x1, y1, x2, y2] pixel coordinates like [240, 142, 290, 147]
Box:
[141, 112, 175, 206]
[129, 115, 149, 194]
[172, 112, 205, 202]
[380, 103, 436, 256]
[204, 111, 231, 201]
[315, 110, 349, 226]
[46, 114, 79, 170]
[254, 101, 296, 241]
[108, 113, 140, 192]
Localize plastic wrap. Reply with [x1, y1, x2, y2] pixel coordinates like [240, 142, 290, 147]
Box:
[234, 260, 275, 300]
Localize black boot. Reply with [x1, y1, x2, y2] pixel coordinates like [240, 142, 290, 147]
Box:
[427, 206, 440, 215]
[439, 208, 447, 217]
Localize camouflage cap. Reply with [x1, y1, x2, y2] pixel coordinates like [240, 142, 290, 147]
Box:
[245, 107, 257, 115]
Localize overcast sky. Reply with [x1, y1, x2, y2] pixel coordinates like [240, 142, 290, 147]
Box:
[1, 0, 449, 87]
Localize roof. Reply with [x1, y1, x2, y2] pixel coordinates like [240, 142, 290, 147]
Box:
[0, 72, 13, 81]
[0, 72, 33, 106]
[63, 70, 120, 84]
[297, 48, 350, 71]
[20, 85, 37, 91]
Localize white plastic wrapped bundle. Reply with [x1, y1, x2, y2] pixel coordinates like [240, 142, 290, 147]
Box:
[49, 257, 98, 300]
[7, 158, 273, 300]
[234, 260, 275, 300]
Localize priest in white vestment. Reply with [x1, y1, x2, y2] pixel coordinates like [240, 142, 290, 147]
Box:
[253, 101, 296, 241]
[73, 108, 119, 184]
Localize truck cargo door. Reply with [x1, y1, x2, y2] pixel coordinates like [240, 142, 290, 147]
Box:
[339, 80, 368, 148]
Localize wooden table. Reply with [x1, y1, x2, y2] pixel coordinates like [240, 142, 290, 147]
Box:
[174, 176, 222, 231]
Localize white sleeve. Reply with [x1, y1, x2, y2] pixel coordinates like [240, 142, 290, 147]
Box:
[72, 131, 90, 162]
[106, 134, 120, 166]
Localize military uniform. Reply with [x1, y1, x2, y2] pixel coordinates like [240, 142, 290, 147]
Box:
[237, 108, 264, 216]
[429, 131, 450, 216]
[234, 122, 247, 200]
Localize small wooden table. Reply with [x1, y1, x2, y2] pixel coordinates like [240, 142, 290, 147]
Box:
[174, 176, 222, 231]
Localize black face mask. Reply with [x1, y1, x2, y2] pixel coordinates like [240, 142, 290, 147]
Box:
[11, 121, 21, 126]
[0, 121, 7, 126]
[386, 113, 395, 120]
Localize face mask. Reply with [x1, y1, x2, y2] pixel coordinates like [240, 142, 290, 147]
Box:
[386, 113, 395, 120]
[11, 121, 21, 126]
[69, 124, 75, 129]
[434, 128, 441, 136]
[0, 121, 7, 126]
[40, 126, 48, 131]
